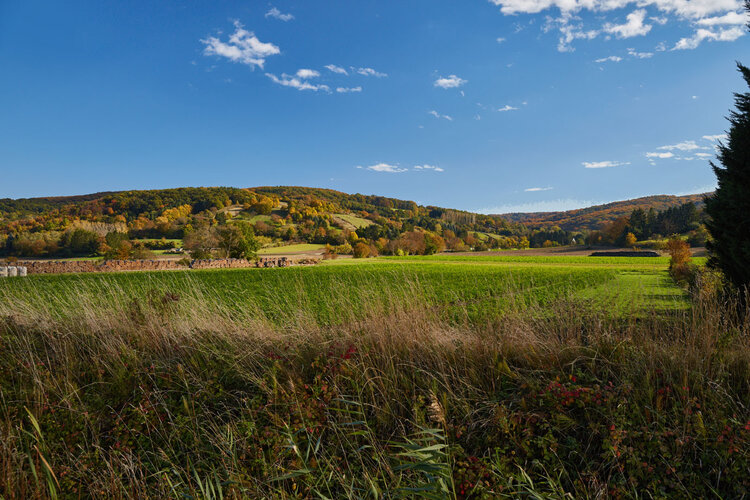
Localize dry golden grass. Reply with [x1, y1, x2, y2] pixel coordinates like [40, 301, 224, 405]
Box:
[0, 276, 748, 498]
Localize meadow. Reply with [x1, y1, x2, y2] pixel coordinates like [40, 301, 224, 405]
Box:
[0, 254, 688, 325]
[0, 254, 747, 498]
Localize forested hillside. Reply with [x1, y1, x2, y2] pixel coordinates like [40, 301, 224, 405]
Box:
[0, 187, 710, 259]
[500, 194, 707, 231]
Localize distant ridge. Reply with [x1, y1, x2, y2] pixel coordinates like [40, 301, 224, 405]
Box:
[498, 193, 709, 231]
[1, 187, 709, 234]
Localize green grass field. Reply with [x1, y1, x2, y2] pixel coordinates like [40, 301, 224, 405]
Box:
[2, 253, 748, 498]
[258, 243, 325, 255]
[0, 254, 690, 324]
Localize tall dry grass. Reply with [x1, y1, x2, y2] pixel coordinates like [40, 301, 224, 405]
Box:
[0, 276, 748, 498]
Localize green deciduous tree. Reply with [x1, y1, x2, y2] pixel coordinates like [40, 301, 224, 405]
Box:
[705, 62, 750, 290]
[217, 221, 260, 260]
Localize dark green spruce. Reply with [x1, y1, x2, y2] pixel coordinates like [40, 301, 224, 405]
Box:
[705, 58, 750, 290]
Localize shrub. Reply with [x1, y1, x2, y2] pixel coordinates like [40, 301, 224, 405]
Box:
[667, 236, 694, 284]
[353, 242, 371, 258]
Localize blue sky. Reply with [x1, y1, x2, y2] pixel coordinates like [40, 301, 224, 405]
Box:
[0, 1, 748, 213]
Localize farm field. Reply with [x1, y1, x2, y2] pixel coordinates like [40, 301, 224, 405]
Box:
[258, 243, 326, 255]
[1, 254, 748, 498]
[0, 254, 690, 324]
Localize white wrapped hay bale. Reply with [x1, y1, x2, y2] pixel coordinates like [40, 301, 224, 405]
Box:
[17, 266, 27, 277]
[7, 266, 17, 277]
[0, 266, 7, 277]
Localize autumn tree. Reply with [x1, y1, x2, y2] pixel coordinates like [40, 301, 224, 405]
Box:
[353, 242, 371, 258]
[184, 226, 218, 259]
[667, 236, 693, 283]
[625, 232, 637, 248]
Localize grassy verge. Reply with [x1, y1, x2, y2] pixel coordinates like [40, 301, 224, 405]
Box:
[0, 257, 746, 498]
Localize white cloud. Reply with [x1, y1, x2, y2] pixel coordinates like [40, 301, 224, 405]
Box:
[498, 105, 519, 111]
[325, 64, 348, 75]
[296, 69, 320, 79]
[496, 36, 507, 43]
[694, 152, 713, 158]
[336, 86, 362, 93]
[604, 9, 652, 38]
[549, 15, 600, 52]
[525, 187, 554, 191]
[265, 7, 294, 22]
[657, 140, 706, 151]
[428, 110, 453, 121]
[595, 55, 623, 62]
[487, 0, 740, 19]
[696, 11, 749, 26]
[702, 134, 727, 141]
[488, 1, 745, 51]
[646, 151, 675, 158]
[434, 75, 467, 89]
[627, 47, 654, 58]
[201, 21, 280, 69]
[265, 73, 330, 92]
[413, 164, 445, 172]
[356, 67, 387, 77]
[673, 26, 744, 50]
[583, 160, 630, 168]
[357, 163, 407, 173]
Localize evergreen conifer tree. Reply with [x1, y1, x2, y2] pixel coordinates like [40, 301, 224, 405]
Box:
[704, 57, 750, 290]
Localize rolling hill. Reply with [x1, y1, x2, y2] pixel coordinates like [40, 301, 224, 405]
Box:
[498, 193, 709, 231]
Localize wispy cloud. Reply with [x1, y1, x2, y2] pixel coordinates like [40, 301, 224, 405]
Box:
[673, 26, 744, 50]
[583, 160, 629, 169]
[265, 73, 330, 92]
[336, 86, 362, 93]
[496, 37, 506, 43]
[696, 11, 749, 26]
[265, 7, 294, 22]
[355, 67, 387, 77]
[325, 64, 348, 75]
[657, 140, 707, 151]
[525, 187, 553, 192]
[413, 164, 445, 172]
[357, 163, 407, 173]
[434, 75, 467, 89]
[497, 105, 518, 112]
[595, 55, 623, 63]
[201, 20, 280, 69]
[489, 0, 738, 20]
[646, 152, 674, 159]
[702, 134, 727, 142]
[488, 0, 745, 52]
[627, 47, 653, 58]
[428, 110, 453, 121]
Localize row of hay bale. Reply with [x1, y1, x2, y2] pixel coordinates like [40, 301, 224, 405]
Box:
[257, 257, 290, 268]
[0, 266, 28, 277]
